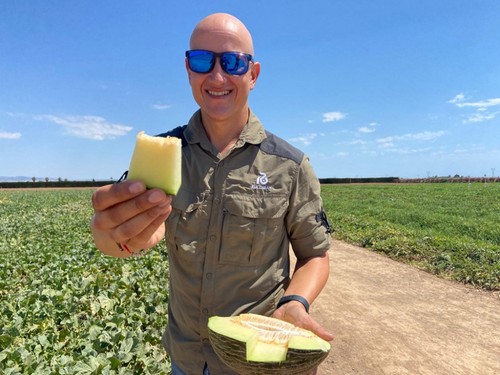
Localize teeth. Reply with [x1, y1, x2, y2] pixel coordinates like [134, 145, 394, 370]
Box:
[208, 90, 230, 96]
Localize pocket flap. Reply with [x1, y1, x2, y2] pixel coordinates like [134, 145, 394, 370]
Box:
[224, 195, 289, 219]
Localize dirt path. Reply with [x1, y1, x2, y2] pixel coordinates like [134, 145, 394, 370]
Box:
[312, 240, 500, 375]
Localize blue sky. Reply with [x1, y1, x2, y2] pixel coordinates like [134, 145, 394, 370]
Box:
[1, 0, 499, 180]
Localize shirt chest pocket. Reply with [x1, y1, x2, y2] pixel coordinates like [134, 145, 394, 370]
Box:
[167, 189, 208, 263]
[220, 195, 289, 266]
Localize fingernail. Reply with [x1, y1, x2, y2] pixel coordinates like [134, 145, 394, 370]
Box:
[149, 190, 164, 203]
[129, 182, 143, 194]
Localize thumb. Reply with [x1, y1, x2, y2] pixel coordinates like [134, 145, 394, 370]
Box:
[313, 324, 334, 342]
[307, 316, 334, 342]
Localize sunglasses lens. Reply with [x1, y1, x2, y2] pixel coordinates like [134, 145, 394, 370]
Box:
[186, 50, 252, 75]
[187, 50, 214, 73]
[221, 53, 251, 75]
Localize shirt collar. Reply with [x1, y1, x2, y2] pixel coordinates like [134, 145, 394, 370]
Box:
[184, 109, 267, 147]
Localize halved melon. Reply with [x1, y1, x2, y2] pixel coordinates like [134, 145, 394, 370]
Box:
[208, 314, 331, 374]
[127, 131, 181, 195]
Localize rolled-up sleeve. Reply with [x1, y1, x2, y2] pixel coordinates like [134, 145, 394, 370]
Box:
[286, 156, 332, 260]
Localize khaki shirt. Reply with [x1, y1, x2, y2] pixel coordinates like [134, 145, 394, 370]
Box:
[161, 110, 331, 374]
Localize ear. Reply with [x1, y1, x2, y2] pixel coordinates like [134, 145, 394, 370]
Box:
[249, 61, 260, 90]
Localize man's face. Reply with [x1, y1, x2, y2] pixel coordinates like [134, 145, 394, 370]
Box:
[186, 26, 260, 126]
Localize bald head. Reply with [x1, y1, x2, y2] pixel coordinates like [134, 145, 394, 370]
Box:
[190, 13, 254, 55]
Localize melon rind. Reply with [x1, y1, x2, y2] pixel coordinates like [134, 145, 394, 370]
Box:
[127, 131, 181, 195]
[208, 314, 330, 374]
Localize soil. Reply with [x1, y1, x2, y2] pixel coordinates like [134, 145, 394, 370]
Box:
[311, 240, 500, 375]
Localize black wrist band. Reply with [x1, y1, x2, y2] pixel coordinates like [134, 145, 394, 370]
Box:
[277, 295, 310, 313]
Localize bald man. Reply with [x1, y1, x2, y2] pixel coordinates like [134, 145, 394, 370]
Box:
[91, 13, 333, 374]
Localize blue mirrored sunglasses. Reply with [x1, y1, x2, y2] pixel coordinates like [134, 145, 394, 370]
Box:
[185, 50, 253, 75]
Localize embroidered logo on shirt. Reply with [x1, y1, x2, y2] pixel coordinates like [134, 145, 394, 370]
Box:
[252, 172, 272, 190]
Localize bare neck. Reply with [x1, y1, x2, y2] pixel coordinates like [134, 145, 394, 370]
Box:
[201, 111, 249, 154]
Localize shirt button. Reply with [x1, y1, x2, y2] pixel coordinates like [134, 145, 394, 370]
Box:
[214, 197, 220, 204]
[209, 235, 216, 242]
[206, 273, 213, 280]
[202, 308, 208, 315]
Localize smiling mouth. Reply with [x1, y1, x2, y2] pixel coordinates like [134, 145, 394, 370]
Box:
[207, 90, 231, 97]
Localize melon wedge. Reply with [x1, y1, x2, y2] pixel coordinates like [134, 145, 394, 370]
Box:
[127, 131, 181, 195]
[208, 314, 330, 374]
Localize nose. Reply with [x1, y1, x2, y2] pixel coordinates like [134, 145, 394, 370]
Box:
[208, 57, 226, 82]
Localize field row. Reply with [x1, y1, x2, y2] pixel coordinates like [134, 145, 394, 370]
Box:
[1, 184, 498, 373]
[0, 190, 172, 374]
[322, 183, 500, 291]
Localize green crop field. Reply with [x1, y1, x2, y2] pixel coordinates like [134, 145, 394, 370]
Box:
[0, 190, 171, 374]
[322, 182, 500, 291]
[1, 184, 499, 373]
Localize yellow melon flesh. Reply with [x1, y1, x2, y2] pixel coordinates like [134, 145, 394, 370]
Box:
[208, 314, 330, 374]
[127, 131, 181, 195]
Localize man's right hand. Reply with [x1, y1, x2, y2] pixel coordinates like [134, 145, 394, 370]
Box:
[90, 180, 172, 257]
